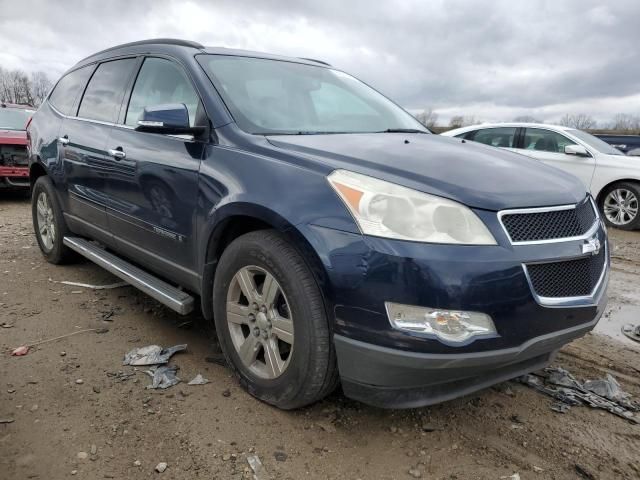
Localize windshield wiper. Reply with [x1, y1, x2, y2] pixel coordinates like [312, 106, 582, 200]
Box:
[379, 128, 429, 134]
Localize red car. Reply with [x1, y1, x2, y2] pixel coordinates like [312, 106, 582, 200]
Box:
[1, 102, 35, 191]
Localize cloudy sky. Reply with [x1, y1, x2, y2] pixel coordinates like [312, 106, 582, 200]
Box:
[1, 0, 639, 125]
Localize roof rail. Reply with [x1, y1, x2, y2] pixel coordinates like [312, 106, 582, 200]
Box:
[298, 57, 331, 66]
[82, 38, 204, 61]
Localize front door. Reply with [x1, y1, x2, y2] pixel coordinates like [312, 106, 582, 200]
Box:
[516, 127, 596, 190]
[104, 56, 205, 287]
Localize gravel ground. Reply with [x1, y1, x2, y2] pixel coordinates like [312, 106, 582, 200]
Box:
[1, 192, 639, 480]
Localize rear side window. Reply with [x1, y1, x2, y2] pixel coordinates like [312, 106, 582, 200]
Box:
[48, 66, 93, 116]
[471, 127, 517, 148]
[78, 58, 137, 123]
[125, 57, 199, 127]
[523, 128, 576, 153]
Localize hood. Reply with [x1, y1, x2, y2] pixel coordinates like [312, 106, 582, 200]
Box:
[0, 129, 27, 146]
[266, 133, 586, 210]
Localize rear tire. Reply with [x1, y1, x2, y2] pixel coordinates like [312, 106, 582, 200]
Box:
[213, 230, 338, 409]
[31, 176, 77, 264]
[599, 181, 640, 230]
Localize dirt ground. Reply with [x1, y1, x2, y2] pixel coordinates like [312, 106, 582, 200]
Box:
[1, 192, 639, 480]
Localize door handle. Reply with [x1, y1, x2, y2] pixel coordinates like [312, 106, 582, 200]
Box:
[58, 135, 69, 145]
[108, 148, 126, 160]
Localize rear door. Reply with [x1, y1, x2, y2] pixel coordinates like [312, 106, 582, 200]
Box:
[60, 58, 138, 242]
[103, 56, 206, 287]
[516, 127, 596, 189]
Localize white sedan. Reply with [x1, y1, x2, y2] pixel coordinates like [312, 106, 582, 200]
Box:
[442, 123, 640, 229]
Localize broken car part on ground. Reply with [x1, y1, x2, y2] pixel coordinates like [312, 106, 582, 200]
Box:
[519, 366, 639, 423]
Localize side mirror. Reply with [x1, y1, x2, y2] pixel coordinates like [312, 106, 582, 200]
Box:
[564, 144, 590, 157]
[135, 104, 204, 135]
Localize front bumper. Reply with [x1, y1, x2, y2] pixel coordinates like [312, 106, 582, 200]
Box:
[336, 313, 602, 408]
[0, 165, 29, 188]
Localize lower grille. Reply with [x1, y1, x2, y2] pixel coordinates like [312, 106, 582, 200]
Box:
[526, 248, 606, 298]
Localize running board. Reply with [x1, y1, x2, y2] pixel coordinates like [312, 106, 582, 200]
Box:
[63, 236, 194, 315]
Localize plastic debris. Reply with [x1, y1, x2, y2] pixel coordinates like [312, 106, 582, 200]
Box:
[518, 367, 639, 423]
[188, 374, 210, 385]
[145, 365, 180, 389]
[155, 462, 168, 473]
[49, 278, 128, 290]
[11, 346, 29, 356]
[123, 344, 187, 366]
[621, 323, 640, 343]
[583, 374, 631, 404]
[500, 474, 521, 480]
[247, 455, 268, 480]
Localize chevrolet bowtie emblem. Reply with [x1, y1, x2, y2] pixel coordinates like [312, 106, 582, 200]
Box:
[582, 237, 601, 256]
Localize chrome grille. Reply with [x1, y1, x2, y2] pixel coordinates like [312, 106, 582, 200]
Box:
[525, 248, 606, 298]
[500, 198, 597, 243]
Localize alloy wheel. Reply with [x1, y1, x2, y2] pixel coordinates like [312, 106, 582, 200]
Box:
[226, 265, 294, 379]
[36, 191, 56, 250]
[603, 188, 639, 226]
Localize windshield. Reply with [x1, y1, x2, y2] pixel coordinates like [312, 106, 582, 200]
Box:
[0, 107, 34, 130]
[568, 129, 624, 156]
[199, 55, 429, 135]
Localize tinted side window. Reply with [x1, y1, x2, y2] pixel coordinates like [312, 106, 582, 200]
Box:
[523, 128, 576, 153]
[455, 131, 476, 140]
[78, 58, 137, 123]
[125, 57, 199, 127]
[472, 127, 517, 147]
[48, 66, 93, 116]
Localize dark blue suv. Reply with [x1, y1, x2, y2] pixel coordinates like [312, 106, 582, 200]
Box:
[28, 39, 609, 409]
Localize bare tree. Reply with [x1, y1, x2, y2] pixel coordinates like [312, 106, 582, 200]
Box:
[0, 67, 53, 107]
[513, 115, 542, 123]
[415, 107, 439, 129]
[449, 115, 479, 129]
[609, 113, 640, 132]
[559, 113, 597, 129]
[30, 71, 53, 107]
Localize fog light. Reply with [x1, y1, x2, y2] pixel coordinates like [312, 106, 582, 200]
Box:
[385, 302, 497, 343]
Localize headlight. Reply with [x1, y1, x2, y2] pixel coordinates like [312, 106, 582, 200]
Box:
[328, 170, 496, 245]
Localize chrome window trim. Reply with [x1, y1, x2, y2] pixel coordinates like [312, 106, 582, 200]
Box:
[49, 101, 194, 142]
[497, 196, 600, 245]
[50, 102, 116, 127]
[521, 241, 608, 308]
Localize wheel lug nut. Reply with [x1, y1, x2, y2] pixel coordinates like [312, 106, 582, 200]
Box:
[248, 314, 255, 322]
[259, 305, 267, 313]
[262, 331, 269, 339]
[253, 328, 260, 337]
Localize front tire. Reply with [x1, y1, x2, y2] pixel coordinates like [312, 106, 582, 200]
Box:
[31, 176, 76, 264]
[600, 181, 640, 230]
[213, 230, 338, 409]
